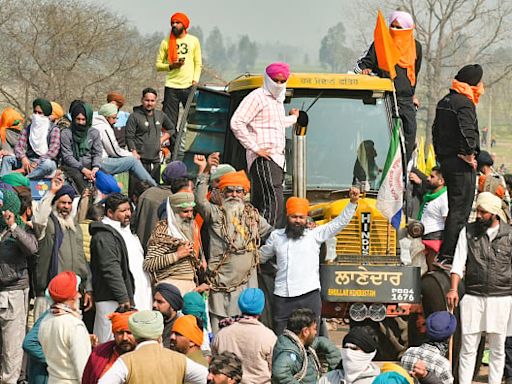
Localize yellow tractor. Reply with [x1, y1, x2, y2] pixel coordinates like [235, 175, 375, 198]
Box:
[175, 73, 422, 359]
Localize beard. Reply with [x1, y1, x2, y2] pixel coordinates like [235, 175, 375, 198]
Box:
[426, 181, 438, 191]
[222, 197, 247, 241]
[474, 216, 494, 236]
[172, 26, 184, 36]
[176, 214, 194, 241]
[285, 223, 306, 239]
[52, 208, 76, 232]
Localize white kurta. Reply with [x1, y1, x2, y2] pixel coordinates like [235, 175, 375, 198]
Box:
[102, 217, 152, 311]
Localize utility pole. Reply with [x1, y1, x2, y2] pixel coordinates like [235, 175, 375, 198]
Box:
[487, 88, 492, 151]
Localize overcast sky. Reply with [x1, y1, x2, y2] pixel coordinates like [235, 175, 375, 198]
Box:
[92, 0, 374, 50]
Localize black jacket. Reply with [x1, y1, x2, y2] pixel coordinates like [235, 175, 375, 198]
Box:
[356, 40, 422, 98]
[125, 106, 173, 162]
[432, 90, 480, 160]
[465, 222, 512, 297]
[89, 221, 134, 304]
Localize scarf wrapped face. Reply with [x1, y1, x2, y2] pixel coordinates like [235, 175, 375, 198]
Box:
[70, 101, 93, 159]
[451, 79, 485, 105]
[341, 348, 377, 383]
[29, 113, 51, 156]
[0, 189, 24, 232]
[263, 72, 287, 102]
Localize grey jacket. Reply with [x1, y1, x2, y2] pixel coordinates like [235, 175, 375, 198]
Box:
[0, 225, 38, 291]
[60, 127, 102, 170]
[125, 106, 172, 162]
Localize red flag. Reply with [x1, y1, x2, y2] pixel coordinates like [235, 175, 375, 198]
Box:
[374, 9, 400, 79]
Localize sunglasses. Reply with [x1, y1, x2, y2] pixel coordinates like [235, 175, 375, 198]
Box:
[225, 186, 245, 194]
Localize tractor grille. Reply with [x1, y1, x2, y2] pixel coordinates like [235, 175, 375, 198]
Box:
[335, 214, 398, 263]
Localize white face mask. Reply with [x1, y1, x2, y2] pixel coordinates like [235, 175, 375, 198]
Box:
[340, 348, 376, 383]
[263, 73, 287, 102]
[29, 113, 51, 156]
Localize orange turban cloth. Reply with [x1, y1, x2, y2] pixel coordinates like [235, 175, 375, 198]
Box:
[168, 12, 190, 64]
[0, 107, 24, 144]
[50, 102, 64, 120]
[108, 311, 136, 333]
[286, 197, 309, 216]
[107, 92, 126, 108]
[171, 314, 203, 346]
[217, 170, 251, 192]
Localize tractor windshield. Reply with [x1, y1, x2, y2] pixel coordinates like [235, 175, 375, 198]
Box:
[285, 93, 392, 191]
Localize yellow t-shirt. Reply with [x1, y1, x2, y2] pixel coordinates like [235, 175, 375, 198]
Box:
[155, 34, 202, 89]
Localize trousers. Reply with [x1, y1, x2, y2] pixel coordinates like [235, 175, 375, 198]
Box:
[272, 289, 322, 336]
[249, 157, 284, 228]
[439, 157, 476, 260]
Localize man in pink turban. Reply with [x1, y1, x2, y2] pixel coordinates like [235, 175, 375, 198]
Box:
[231, 62, 298, 228]
[354, 10, 422, 162]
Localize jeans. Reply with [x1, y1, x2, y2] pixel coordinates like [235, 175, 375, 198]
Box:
[101, 157, 157, 186]
[0, 155, 56, 179]
[163, 86, 193, 133]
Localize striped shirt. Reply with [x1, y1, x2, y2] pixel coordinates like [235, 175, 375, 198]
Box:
[230, 88, 297, 170]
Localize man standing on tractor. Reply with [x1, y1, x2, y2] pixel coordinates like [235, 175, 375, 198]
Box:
[231, 61, 299, 228]
[432, 64, 483, 263]
[447, 192, 511, 384]
[354, 11, 422, 162]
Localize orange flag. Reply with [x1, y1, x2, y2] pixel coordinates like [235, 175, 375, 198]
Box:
[374, 9, 400, 79]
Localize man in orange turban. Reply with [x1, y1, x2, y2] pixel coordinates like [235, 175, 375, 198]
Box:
[82, 310, 137, 383]
[155, 11, 202, 145]
[170, 315, 208, 367]
[260, 187, 360, 334]
[354, 10, 422, 162]
[194, 152, 273, 333]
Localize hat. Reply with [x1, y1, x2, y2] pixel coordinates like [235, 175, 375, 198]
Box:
[0, 189, 22, 231]
[95, 171, 121, 194]
[52, 185, 77, 204]
[373, 372, 411, 384]
[50, 102, 64, 120]
[70, 100, 93, 127]
[238, 288, 265, 315]
[380, 363, 414, 384]
[182, 292, 208, 328]
[266, 62, 291, 80]
[0, 173, 30, 188]
[169, 191, 195, 209]
[155, 283, 184, 311]
[455, 64, 483, 86]
[388, 11, 414, 29]
[170, 12, 190, 29]
[286, 197, 309, 216]
[209, 352, 243, 382]
[476, 191, 507, 222]
[477, 150, 493, 167]
[172, 314, 203, 346]
[211, 164, 236, 181]
[99, 103, 118, 118]
[48, 271, 79, 303]
[33, 98, 53, 116]
[128, 310, 164, 340]
[162, 161, 188, 184]
[107, 92, 126, 108]
[426, 311, 457, 341]
[217, 170, 251, 193]
[108, 311, 137, 333]
[0, 107, 24, 144]
[342, 327, 378, 353]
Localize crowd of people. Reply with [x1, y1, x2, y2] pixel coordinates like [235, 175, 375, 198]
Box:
[0, 6, 510, 384]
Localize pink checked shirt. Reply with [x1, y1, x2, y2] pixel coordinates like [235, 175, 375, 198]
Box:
[230, 88, 297, 170]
